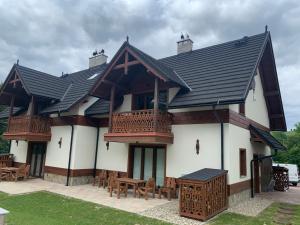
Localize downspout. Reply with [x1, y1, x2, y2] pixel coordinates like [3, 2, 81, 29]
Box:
[213, 99, 224, 170]
[250, 151, 277, 198]
[66, 125, 74, 186]
[93, 127, 100, 178]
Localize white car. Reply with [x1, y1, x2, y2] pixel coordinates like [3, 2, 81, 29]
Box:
[273, 163, 299, 186]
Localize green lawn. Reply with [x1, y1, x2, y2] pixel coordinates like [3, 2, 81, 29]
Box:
[1, 191, 300, 225]
[0, 191, 171, 225]
[210, 202, 300, 225]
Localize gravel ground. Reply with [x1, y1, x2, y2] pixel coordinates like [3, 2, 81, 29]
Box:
[139, 200, 206, 225]
[228, 197, 273, 216]
[139, 197, 273, 225]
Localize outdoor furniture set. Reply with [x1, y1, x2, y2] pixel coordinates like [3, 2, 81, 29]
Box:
[94, 170, 177, 200]
[0, 164, 30, 181]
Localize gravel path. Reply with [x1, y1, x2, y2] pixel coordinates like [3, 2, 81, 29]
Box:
[139, 200, 206, 225]
[228, 197, 273, 216]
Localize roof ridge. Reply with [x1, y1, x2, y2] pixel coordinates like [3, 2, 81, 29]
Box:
[159, 32, 267, 61]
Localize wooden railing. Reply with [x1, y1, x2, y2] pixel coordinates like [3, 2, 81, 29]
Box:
[0, 154, 13, 167]
[111, 109, 172, 133]
[7, 116, 51, 134]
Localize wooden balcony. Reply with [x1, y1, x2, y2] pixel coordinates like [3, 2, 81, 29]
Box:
[104, 109, 174, 144]
[3, 116, 51, 141]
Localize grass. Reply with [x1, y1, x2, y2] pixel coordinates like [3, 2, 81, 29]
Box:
[210, 202, 300, 225]
[0, 191, 171, 225]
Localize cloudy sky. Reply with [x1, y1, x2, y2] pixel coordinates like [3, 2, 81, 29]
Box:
[0, 0, 299, 129]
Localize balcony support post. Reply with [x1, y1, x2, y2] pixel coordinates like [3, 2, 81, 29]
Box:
[109, 85, 116, 132]
[154, 78, 159, 132]
[27, 96, 35, 131]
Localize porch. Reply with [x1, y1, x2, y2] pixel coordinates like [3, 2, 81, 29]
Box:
[3, 115, 51, 141]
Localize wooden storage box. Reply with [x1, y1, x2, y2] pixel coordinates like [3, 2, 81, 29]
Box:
[178, 168, 228, 221]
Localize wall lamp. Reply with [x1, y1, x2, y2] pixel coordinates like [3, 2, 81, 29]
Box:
[196, 139, 200, 155]
[58, 137, 62, 148]
[106, 142, 110, 150]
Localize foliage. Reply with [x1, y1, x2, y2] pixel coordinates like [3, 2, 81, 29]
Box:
[0, 111, 9, 154]
[272, 122, 300, 169]
[0, 191, 171, 225]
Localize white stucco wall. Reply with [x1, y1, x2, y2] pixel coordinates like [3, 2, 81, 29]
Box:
[245, 69, 269, 128]
[115, 94, 132, 112]
[71, 125, 97, 169]
[166, 123, 226, 177]
[96, 127, 128, 172]
[45, 126, 72, 168]
[226, 124, 270, 184]
[10, 140, 28, 163]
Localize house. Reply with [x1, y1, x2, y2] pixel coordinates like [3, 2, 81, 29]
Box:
[0, 30, 286, 206]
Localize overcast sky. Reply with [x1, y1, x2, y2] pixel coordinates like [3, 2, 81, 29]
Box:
[0, 0, 299, 129]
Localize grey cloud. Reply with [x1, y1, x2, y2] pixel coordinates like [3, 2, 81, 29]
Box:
[0, 0, 299, 129]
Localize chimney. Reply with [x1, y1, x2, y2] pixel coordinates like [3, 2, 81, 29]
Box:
[177, 34, 193, 54]
[89, 49, 108, 68]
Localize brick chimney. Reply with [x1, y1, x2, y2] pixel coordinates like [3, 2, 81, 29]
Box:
[89, 49, 108, 68]
[177, 34, 193, 54]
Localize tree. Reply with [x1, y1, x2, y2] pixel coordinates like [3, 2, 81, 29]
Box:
[272, 122, 300, 169]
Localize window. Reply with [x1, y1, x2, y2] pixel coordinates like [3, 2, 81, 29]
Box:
[239, 148, 247, 176]
[239, 103, 245, 115]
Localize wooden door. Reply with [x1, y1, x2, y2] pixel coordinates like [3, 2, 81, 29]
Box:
[27, 142, 47, 177]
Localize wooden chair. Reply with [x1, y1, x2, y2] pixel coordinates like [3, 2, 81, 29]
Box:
[0, 170, 11, 181]
[108, 176, 127, 198]
[11, 164, 30, 181]
[158, 177, 177, 201]
[93, 170, 108, 188]
[138, 178, 155, 200]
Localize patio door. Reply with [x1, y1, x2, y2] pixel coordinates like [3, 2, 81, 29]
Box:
[129, 146, 166, 187]
[27, 142, 47, 178]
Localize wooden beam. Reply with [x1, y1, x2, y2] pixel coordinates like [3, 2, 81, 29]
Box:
[9, 95, 15, 116]
[9, 79, 21, 84]
[270, 114, 284, 119]
[102, 80, 126, 91]
[124, 51, 129, 75]
[265, 91, 279, 97]
[114, 60, 139, 70]
[154, 78, 159, 131]
[108, 85, 116, 132]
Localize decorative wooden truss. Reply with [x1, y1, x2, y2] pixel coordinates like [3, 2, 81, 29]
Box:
[104, 109, 174, 144]
[3, 116, 51, 141]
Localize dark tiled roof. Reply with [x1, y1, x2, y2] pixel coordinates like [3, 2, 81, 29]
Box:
[250, 125, 286, 151]
[85, 99, 110, 115]
[179, 168, 228, 181]
[16, 65, 69, 100]
[159, 33, 268, 107]
[0, 107, 23, 119]
[41, 64, 107, 114]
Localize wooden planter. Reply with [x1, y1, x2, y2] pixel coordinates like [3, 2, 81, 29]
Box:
[273, 166, 289, 191]
[178, 168, 228, 221]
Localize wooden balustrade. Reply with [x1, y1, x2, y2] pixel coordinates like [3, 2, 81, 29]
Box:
[111, 109, 172, 134]
[4, 116, 51, 141]
[105, 109, 174, 144]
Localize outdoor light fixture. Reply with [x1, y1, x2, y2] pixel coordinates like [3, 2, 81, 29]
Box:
[106, 142, 109, 150]
[196, 139, 200, 155]
[58, 137, 62, 148]
[16, 140, 18, 146]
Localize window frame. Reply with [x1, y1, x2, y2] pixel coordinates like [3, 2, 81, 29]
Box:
[239, 148, 247, 177]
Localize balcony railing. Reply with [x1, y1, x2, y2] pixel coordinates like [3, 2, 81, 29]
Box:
[111, 109, 172, 134]
[4, 116, 51, 141]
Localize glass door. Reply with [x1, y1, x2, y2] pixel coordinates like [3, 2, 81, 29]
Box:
[28, 143, 46, 177]
[131, 146, 166, 186]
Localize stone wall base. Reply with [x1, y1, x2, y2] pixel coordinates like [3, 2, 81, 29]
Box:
[44, 173, 94, 186]
[228, 189, 251, 207]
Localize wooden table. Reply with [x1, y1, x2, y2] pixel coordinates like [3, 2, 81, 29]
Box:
[116, 178, 146, 199]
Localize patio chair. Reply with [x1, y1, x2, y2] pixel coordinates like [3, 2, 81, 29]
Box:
[108, 176, 127, 198]
[11, 164, 30, 181]
[158, 177, 177, 201]
[98, 170, 108, 188]
[137, 178, 155, 200]
[0, 170, 11, 181]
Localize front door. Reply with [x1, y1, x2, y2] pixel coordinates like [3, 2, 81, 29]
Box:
[27, 142, 47, 178]
[129, 146, 166, 187]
